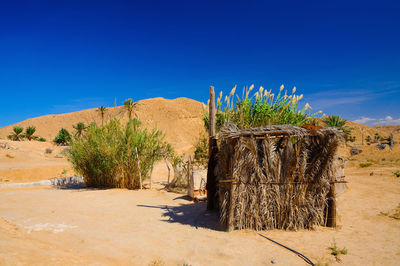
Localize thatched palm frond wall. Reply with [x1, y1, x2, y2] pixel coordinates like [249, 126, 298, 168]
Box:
[216, 125, 341, 230]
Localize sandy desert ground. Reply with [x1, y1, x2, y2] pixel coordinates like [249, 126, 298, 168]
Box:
[0, 97, 399, 265]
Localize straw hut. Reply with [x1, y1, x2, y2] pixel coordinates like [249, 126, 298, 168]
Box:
[213, 124, 343, 231]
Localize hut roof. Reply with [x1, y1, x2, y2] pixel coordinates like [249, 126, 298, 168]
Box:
[218, 124, 341, 140]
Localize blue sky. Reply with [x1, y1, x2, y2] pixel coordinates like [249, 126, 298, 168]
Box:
[0, 0, 399, 127]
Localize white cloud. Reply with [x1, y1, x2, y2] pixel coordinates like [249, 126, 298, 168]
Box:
[373, 116, 400, 125]
[354, 117, 376, 124]
[353, 116, 400, 126]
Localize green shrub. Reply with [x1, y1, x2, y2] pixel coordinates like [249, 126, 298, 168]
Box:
[68, 119, 172, 189]
[203, 85, 320, 132]
[328, 240, 348, 259]
[54, 128, 71, 146]
[38, 137, 46, 142]
[393, 171, 400, 178]
[7, 126, 24, 141]
[193, 134, 208, 167]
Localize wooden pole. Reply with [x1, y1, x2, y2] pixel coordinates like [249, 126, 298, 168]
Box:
[207, 86, 218, 210]
[209, 86, 216, 156]
[187, 155, 192, 196]
[135, 147, 142, 189]
[327, 181, 336, 227]
[227, 181, 237, 231]
[165, 158, 170, 184]
[149, 151, 155, 189]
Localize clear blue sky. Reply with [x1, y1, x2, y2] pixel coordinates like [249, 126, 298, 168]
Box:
[1, 0, 399, 127]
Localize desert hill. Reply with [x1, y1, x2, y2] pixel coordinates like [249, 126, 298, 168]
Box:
[0, 97, 206, 155]
[1, 97, 399, 157]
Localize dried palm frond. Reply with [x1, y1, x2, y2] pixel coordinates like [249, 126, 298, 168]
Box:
[216, 124, 341, 230]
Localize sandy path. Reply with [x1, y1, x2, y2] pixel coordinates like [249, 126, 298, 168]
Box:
[0, 166, 399, 265]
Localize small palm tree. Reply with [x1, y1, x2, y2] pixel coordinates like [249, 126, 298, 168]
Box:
[8, 126, 24, 141]
[123, 98, 137, 120]
[323, 115, 352, 140]
[73, 122, 87, 137]
[97, 106, 107, 126]
[25, 126, 36, 141]
[54, 128, 71, 146]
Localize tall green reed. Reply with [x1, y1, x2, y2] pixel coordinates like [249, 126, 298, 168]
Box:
[204, 84, 321, 132]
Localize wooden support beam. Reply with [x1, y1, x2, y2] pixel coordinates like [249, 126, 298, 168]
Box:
[208, 86, 216, 156]
[207, 86, 218, 210]
[226, 181, 236, 231]
[327, 181, 337, 227]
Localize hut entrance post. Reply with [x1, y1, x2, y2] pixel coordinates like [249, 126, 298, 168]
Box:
[207, 86, 218, 210]
[327, 181, 337, 227]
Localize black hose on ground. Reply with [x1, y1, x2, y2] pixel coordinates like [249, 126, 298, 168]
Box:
[258, 233, 315, 265]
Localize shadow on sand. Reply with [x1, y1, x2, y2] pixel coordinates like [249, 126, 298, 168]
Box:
[137, 202, 222, 231]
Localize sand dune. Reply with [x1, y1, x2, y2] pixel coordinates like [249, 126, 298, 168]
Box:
[0, 97, 206, 155]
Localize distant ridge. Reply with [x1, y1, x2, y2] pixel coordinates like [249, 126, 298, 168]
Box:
[0, 97, 206, 154]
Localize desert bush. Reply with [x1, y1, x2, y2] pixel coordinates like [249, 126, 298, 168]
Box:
[359, 162, 372, 168]
[68, 118, 172, 189]
[54, 128, 71, 146]
[328, 240, 347, 262]
[203, 85, 320, 132]
[193, 134, 208, 167]
[38, 137, 46, 142]
[393, 171, 400, 178]
[7, 126, 24, 141]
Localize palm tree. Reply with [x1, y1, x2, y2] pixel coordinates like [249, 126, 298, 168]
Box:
[73, 122, 87, 137]
[8, 126, 24, 141]
[123, 98, 137, 120]
[323, 115, 352, 140]
[97, 106, 107, 126]
[25, 126, 36, 141]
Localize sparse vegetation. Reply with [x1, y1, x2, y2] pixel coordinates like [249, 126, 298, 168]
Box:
[7, 126, 24, 141]
[203, 85, 320, 132]
[359, 162, 372, 168]
[54, 128, 71, 146]
[68, 118, 172, 189]
[315, 260, 330, 266]
[147, 259, 165, 266]
[5, 154, 14, 159]
[193, 133, 208, 167]
[38, 137, 46, 142]
[393, 171, 400, 178]
[328, 240, 348, 261]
